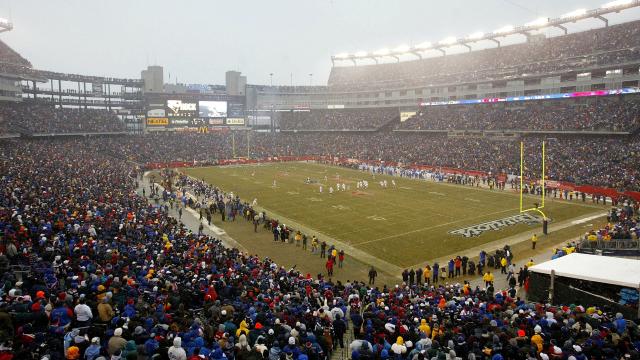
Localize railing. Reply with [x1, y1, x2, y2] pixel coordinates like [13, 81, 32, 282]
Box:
[577, 239, 640, 254]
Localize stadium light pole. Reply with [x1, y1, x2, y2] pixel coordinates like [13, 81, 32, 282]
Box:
[269, 73, 273, 86]
[309, 73, 313, 86]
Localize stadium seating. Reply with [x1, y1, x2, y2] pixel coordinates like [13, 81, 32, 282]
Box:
[0, 137, 638, 360]
[0, 38, 32, 75]
[280, 108, 398, 131]
[93, 132, 640, 191]
[0, 102, 125, 134]
[328, 20, 640, 90]
[396, 95, 640, 132]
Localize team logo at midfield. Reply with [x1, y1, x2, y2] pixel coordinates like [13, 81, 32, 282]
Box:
[449, 213, 547, 238]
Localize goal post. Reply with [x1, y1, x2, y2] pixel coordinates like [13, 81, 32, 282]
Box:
[520, 141, 549, 234]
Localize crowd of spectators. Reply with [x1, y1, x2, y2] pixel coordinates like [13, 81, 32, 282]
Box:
[579, 203, 640, 247]
[328, 20, 640, 91]
[280, 108, 398, 131]
[0, 137, 639, 360]
[0, 39, 32, 75]
[397, 96, 640, 132]
[95, 132, 640, 191]
[0, 102, 125, 134]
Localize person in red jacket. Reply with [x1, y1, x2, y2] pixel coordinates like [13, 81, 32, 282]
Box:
[326, 258, 334, 276]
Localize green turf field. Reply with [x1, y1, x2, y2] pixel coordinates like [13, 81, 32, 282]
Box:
[184, 162, 601, 268]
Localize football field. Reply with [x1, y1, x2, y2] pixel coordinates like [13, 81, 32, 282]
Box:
[184, 162, 601, 268]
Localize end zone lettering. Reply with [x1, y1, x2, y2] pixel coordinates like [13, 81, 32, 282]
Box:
[449, 213, 546, 238]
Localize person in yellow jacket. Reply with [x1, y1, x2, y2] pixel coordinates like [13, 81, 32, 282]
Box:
[483, 271, 494, 287]
[423, 266, 431, 286]
[526, 259, 535, 268]
[531, 233, 538, 249]
[531, 325, 543, 352]
[418, 319, 431, 337]
[500, 257, 508, 274]
[294, 231, 302, 247]
[236, 320, 250, 337]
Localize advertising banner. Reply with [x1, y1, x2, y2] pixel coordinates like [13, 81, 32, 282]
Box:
[147, 117, 169, 126]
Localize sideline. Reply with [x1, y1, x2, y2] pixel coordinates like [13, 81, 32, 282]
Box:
[141, 172, 249, 253]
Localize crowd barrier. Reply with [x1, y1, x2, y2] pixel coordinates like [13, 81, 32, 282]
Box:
[577, 239, 640, 256]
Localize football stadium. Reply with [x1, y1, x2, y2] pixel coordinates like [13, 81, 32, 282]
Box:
[1, 1, 640, 359]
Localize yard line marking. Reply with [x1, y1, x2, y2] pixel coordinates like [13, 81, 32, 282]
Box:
[355, 207, 520, 246]
[570, 212, 606, 225]
[429, 191, 446, 196]
[464, 198, 481, 202]
[366, 215, 386, 221]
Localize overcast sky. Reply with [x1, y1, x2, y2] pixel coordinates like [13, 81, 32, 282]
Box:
[0, 0, 639, 86]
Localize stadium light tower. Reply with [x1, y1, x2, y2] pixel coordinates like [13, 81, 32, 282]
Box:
[0, 18, 13, 33]
[332, 0, 640, 66]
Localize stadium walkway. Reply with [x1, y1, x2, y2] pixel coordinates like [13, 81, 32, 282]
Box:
[137, 174, 250, 253]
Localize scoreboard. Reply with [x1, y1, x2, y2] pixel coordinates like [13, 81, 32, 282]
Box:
[145, 94, 246, 129]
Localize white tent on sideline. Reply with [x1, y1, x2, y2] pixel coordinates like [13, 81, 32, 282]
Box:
[528, 253, 640, 288]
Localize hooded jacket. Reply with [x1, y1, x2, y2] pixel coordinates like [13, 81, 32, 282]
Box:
[168, 337, 187, 360]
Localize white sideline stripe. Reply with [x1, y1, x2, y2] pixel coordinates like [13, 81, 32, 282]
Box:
[356, 207, 520, 246]
[184, 206, 227, 236]
[571, 212, 608, 225]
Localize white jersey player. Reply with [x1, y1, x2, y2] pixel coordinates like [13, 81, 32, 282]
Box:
[319, 186, 323, 193]
[391, 180, 396, 188]
[329, 186, 334, 194]
[272, 180, 277, 188]
[252, 198, 258, 207]
[341, 183, 346, 191]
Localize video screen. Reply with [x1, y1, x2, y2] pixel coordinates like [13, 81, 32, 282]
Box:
[199, 100, 227, 118]
[167, 100, 197, 116]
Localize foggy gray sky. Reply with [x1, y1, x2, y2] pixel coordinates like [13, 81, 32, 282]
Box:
[0, 0, 639, 86]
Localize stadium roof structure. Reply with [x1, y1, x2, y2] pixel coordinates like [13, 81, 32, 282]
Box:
[332, 0, 640, 65]
[528, 253, 640, 288]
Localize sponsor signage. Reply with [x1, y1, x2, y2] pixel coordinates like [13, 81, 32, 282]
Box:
[448, 212, 546, 238]
[147, 108, 166, 117]
[146, 117, 169, 126]
[400, 111, 417, 122]
[208, 118, 224, 125]
[420, 87, 640, 107]
[170, 118, 191, 126]
[226, 118, 245, 125]
[167, 100, 197, 117]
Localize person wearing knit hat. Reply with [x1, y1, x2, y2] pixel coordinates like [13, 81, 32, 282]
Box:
[550, 346, 563, 359]
[84, 337, 102, 360]
[108, 328, 126, 356]
[391, 336, 407, 355]
[66, 345, 80, 360]
[531, 327, 543, 352]
[168, 337, 186, 360]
